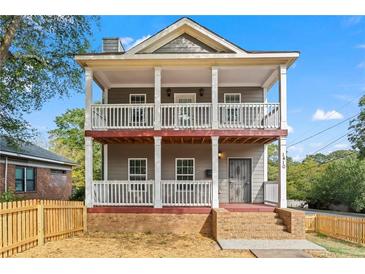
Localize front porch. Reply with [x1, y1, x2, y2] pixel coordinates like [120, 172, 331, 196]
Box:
[86, 137, 284, 209]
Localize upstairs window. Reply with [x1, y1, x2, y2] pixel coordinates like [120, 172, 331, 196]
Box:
[15, 166, 36, 192]
[130, 94, 146, 104]
[224, 93, 241, 103]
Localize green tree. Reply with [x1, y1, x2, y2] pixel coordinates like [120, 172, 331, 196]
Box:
[48, 108, 102, 199]
[349, 95, 365, 159]
[0, 16, 99, 141]
[309, 156, 365, 212]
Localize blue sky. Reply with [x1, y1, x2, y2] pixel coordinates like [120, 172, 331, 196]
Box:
[26, 16, 364, 161]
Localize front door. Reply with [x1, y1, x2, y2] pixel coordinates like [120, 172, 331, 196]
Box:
[228, 158, 251, 203]
[174, 93, 196, 127]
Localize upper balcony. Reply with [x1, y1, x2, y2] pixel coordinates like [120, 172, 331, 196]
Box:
[91, 102, 280, 130]
[84, 66, 288, 136]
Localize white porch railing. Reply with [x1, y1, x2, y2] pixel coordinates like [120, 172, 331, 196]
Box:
[91, 104, 154, 129]
[263, 181, 278, 205]
[93, 180, 154, 206]
[218, 103, 280, 129]
[161, 103, 211, 129]
[161, 180, 212, 206]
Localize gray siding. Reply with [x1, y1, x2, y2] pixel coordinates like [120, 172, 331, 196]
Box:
[107, 143, 265, 203]
[108, 87, 264, 104]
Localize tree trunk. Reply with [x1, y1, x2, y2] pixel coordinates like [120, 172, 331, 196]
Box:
[0, 16, 21, 68]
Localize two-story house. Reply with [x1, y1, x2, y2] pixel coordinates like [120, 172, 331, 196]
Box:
[75, 18, 305, 240]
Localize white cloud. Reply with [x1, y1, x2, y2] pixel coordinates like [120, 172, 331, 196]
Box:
[131, 35, 151, 48]
[287, 125, 294, 134]
[121, 35, 152, 50]
[312, 109, 344, 121]
[342, 16, 362, 27]
[356, 44, 365, 49]
[357, 62, 365, 69]
[333, 143, 350, 150]
[292, 154, 305, 162]
[309, 142, 322, 148]
[288, 145, 304, 153]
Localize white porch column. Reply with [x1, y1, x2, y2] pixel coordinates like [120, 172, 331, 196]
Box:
[279, 65, 287, 130]
[85, 68, 93, 131]
[211, 67, 219, 129]
[85, 137, 93, 208]
[211, 136, 219, 208]
[154, 136, 162, 208]
[84, 68, 93, 208]
[278, 137, 287, 208]
[103, 88, 108, 180]
[154, 67, 161, 130]
[263, 87, 268, 182]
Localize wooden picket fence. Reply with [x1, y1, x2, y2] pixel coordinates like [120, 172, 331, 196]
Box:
[0, 199, 86, 258]
[305, 214, 365, 245]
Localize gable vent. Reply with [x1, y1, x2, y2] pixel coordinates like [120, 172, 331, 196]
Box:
[102, 38, 125, 53]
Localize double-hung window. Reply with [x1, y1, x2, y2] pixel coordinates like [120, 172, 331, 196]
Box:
[224, 93, 241, 124]
[128, 158, 147, 191]
[176, 158, 195, 191]
[15, 166, 36, 192]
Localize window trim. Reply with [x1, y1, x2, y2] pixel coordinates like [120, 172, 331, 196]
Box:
[174, 93, 196, 103]
[128, 158, 148, 181]
[129, 94, 146, 104]
[175, 158, 195, 181]
[15, 166, 36, 193]
[224, 93, 241, 103]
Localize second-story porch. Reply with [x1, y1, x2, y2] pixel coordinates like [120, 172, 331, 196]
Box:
[86, 65, 286, 131]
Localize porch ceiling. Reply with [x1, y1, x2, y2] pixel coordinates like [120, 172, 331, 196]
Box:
[93, 65, 278, 89]
[92, 136, 277, 145]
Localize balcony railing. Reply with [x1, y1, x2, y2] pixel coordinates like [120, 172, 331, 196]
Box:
[91, 104, 154, 129]
[161, 180, 212, 207]
[161, 103, 211, 129]
[90, 103, 280, 130]
[218, 103, 280, 129]
[93, 180, 154, 206]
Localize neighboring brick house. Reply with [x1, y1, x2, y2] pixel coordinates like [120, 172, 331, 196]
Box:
[0, 137, 75, 200]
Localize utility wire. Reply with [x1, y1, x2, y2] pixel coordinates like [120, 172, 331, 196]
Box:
[288, 92, 363, 145]
[287, 113, 357, 148]
[310, 132, 351, 155]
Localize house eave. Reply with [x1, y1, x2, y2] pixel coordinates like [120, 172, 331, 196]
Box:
[0, 150, 76, 166]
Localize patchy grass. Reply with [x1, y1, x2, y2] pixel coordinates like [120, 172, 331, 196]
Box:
[13, 232, 254, 258]
[307, 233, 365, 258]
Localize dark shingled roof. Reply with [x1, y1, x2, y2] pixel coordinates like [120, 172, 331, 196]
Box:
[0, 137, 75, 165]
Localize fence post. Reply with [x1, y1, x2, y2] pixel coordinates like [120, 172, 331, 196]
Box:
[315, 214, 318, 233]
[83, 206, 88, 232]
[37, 204, 44, 245]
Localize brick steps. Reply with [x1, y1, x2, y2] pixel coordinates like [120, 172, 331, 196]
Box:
[213, 210, 299, 240]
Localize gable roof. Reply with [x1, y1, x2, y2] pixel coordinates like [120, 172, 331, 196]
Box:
[125, 17, 246, 55]
[0, 137, 75, 166]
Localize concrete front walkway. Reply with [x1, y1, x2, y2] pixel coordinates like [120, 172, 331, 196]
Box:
[218, 239, 325, 251]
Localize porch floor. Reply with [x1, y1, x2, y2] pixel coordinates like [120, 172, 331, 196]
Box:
[88, 203, 275, 214]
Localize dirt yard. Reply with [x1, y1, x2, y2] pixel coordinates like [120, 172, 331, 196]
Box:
[13, 232, 254, 258]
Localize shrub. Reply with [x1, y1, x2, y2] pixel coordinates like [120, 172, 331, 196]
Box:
[0, 191, 21, 202]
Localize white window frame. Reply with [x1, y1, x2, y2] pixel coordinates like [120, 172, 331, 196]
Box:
[129, 94, 146, 104]
[175, 158, 195, 181]
[173, 93, 196, 103]
[128, 158, 148, 192]
[224, 93, 241, 103]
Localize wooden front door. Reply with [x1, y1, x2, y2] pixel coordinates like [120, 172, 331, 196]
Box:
[228, 158, 251, 203]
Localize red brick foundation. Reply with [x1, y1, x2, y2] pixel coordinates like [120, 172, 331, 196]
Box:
[87, 212, 212, 236]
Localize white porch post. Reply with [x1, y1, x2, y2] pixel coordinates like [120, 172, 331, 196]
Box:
[154, 67, 161, 130]
[103, 88, 108, 180]
[154, 136, 162, 208]
[211, 67, 219, 129]
[278, 65, 287, 208]
[85, 68, 94, 208]
[211, 136, 219, 208]
[263, 87, 268, 182]
[279, 65, 287, 130]
[278, 137, 287, 208]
